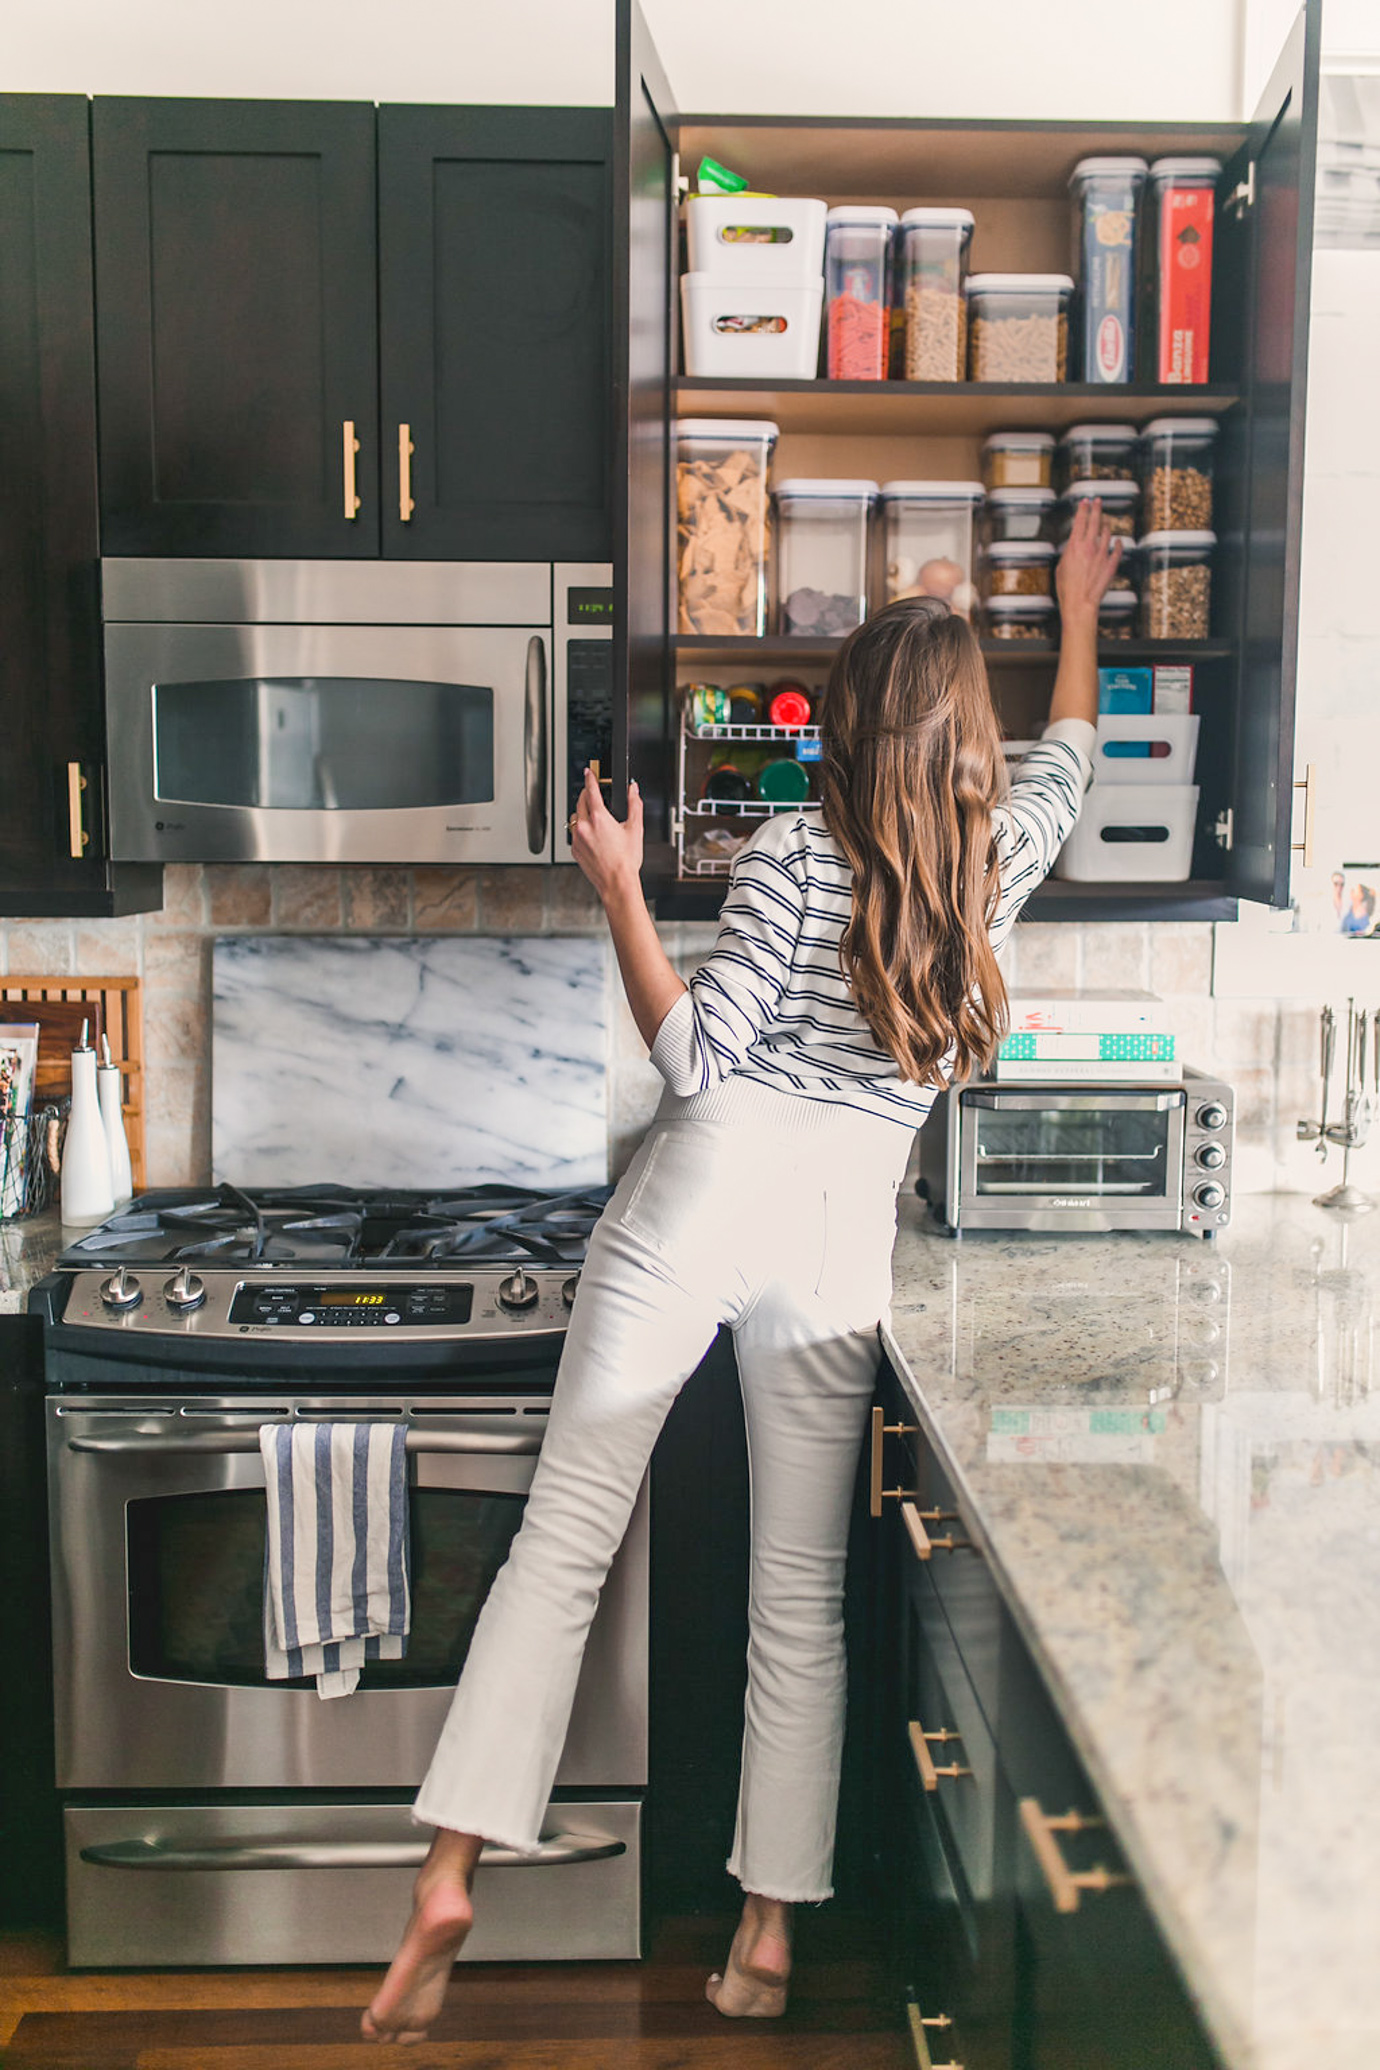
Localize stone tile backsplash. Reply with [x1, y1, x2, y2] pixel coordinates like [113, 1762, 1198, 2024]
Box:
[0, 866, 1327, 1192]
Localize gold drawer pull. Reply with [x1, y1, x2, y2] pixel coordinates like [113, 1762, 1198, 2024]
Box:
[906, 1997, 963, 2070]
[1019, 1798, 1133, 1914]
[342, 419, 361, 520]
[869, 1403, 918, 1517]
[67, 761, 90, 858]
[908, 1719, 971, 1793]
[1292, 764, 1316, 868]
[900, 1500, 972, 1558]
[398, 421, 415, 521]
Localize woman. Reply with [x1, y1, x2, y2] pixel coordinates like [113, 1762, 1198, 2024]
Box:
[363, 501, 1121, 2044]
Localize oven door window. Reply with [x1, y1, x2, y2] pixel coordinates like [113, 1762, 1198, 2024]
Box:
[151, 677, 495, 810]
[972, 1103, 1172, 1197]
[126, 1487, 523, 1690]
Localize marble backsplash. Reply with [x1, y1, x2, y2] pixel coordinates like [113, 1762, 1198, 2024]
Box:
[0, 861, 1354, 1193]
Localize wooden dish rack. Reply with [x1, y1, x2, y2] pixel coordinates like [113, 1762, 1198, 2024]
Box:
[0, 977, 146, 1191]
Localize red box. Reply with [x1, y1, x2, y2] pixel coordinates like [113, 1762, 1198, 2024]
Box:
[1155, 183, 1214, 383]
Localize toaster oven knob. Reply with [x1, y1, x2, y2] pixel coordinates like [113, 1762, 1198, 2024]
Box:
[163, 1266, 207, 1312]
[497, 1267, 540, 1311]
[1194, 1181, 1226, 1211]
[99, 1267, 143, 1311]
[561, 1275, 580, 1308]
[1195, 1141, 1227, 1171]
[1196, 1101, 1228, 1132]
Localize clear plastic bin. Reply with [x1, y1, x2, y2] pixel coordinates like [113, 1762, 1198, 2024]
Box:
[1138, 417, 1218, 531]
[681, 274, 823, 378]
[967, 275, 1073, 382]
[878, 481, 984, 614]
[1144, 159, 1221, 383]
[776, 479, 878, 635]
[1097, 589, 1139, 642]
[1055, 422, 1139, 491]
[676, 418, 778, 637]
[981, 540, 1056, 599]
[898, 208, 974, 381]
[982, 433, 1055, 491]
[685, 195, 828, 282]
[1055, 783, 1198, 881]
[1068, 157, 1146, 383]
[983, 596, 1056, 642]
[824, 207, 897, 380]
[981, 487, 1057, 544]
[1138, 530, 1215, 640]
[1057, 479, 1140, 540]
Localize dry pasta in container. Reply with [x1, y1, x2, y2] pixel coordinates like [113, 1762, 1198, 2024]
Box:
[1055, 422, 1139, 491]
[824, 208, 897, 380]
[981, 487, 1058, 544]
[681, 275, 822, 378]
[776, 479, 878, 635]
[1057, 478, 1140, 540]
[1138, 530, 1215, 640]
[967, 275, 1073, 382]
[982, 432, 1055, 490]
[684, 194, 827, 281]
[1142, 159, 1221, 383]
[981, 540, 1056, 599]
[676, 419, 778, 636]
[1137, 417, 1218, 531]
[878, 481, 984, 614]
[1068, 157, 1147, 383]
[983, 595, 1057, 641]
[897, 208, 973, 380]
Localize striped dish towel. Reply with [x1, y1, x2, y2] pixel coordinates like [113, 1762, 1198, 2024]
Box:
[261, 1422, 411, 1699]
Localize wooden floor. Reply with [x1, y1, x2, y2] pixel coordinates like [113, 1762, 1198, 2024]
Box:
[0, 1916, 910, 2068]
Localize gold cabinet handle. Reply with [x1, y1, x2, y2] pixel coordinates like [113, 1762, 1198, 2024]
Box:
[908, 1718, 971, 1793]
[342, 419, 361, 520]
[906, 1997, 964, 2070]
[869, 1403, 918, 1517]
[1019, 1798, 1133, 1914]
[67, 761, 90, 858]
[1291, 764, 1316, 868]
[398, 422, 415, 522]
[900, 1499, 972, 1558]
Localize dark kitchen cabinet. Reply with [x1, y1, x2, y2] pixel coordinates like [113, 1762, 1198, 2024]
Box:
[0, 96, 160, 919]
[612, 0, 1321, 924]
[378, 106, 612, 562]
[93, 97, 379, 558]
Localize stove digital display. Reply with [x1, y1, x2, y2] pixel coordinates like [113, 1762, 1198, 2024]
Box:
[319, 1291, 387, 1306]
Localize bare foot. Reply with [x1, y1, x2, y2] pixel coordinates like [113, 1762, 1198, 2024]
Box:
[362, 1828, 483, 2043]
[706, 1892, 793, 2018]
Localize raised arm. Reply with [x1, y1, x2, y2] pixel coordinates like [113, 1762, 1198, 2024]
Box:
[1049, 496, 1123, 729]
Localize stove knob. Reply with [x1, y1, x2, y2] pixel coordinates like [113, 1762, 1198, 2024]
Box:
[497, 1268, 540, 1312]
[561, 1274, 580, 1309]
[1195, 1141, 1227, 1171]
[163, 1266, 207, 1312]
[1194, 1181, 1226, 1211]
[99, 1267, 143, 1311]
[1196, 1101, 1228, 1132]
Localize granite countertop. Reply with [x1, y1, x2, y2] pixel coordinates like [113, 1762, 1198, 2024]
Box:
[0, 1210, 64, 1314]
[885, 1189, 1380, 2070]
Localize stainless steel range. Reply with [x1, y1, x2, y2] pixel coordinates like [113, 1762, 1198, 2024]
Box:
[32, 1184, 645, 1968]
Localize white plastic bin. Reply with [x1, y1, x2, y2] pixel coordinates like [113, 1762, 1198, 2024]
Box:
[1092, 712, 1200, 784]
[685, 195, 827, 282]
[1055, 783, 1199, 881]
[682, 274, 823, 378]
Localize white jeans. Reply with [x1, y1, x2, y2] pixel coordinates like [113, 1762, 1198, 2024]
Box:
[413, 1078, 913, 1903]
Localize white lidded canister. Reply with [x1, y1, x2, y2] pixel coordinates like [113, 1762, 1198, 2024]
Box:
[61, 1027, 114, 1226]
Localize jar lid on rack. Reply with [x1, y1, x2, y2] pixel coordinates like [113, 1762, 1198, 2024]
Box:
[1100, 589, 1139, 612]
[985, 594, 1056, 616]
[825, 205, 899, 226]
[1138, 530, 1217, 549]
[776, 477, 880, 499]
[899, 206, 975, 230]
[1059, 422, 1139, 443]
[983, 539, 1056, 561]
[678, 418, 781, 441]
[966, 273, 1075, 294]
[1147, 157, 1223, 184]
[1069, 156, 1149, 185]
[985, 486, 1057, 506]
[983, 431, 1056, 452]
[1138, 417, 1221, 440]
[878, 479, 985, 502]
[1062, 478, 1140, 503]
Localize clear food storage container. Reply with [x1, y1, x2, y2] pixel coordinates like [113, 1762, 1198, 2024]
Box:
[824, 207, 897, 380]
[1144, 158, 1221, 383]
[981, 540, 1056, 598]
[982, 432, 1055, 490]
[967, 275, 1073, 382]
[1097, 589, 1139, 641]
[878, 481, 984, 613]
[676, 419, 778, 637]
[681, 275, 823, 378]
[776, 479, 878, 635]
[983, 596, 1056, 642]
[898, 208, 974, 380]
[981, 487, 1057, 544]
[1138, 530, 1215, 640]
[1068, 157, 1146, 383]
[685, 194, 828, 282]
[1057, 479, 1140, 540]
[1138, 417, 1218, 531]
[1055, 422, 1139, 491]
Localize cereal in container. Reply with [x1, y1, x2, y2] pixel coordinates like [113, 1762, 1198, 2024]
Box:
[824, 207, 897, 380]
[1098, 590, 1139, 642]
[1137, 417, 1218, 532]
[983, 596, 1057, 641]
[981, 540, 1056, 599]
[676, 419, 778, 637]
[982, 432, 1055, 491]
[1055, 422, 1138, 492]
[1138, 531, 1215, 640]
[898, 208, 974, 381]
[1057, 479, 1140, 541]
[967, 275, 1073, 382]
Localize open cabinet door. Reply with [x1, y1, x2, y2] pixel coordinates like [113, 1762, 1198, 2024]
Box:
[1221, 0, 1321, 907]
[613, 0, 678, 881]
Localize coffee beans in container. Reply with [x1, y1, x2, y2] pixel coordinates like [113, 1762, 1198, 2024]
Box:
[1139, 531, 1215, 640]
[1138, 417, 1218, 532]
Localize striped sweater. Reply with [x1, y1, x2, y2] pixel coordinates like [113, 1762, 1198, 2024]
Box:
[651, 718, 1095, 1133]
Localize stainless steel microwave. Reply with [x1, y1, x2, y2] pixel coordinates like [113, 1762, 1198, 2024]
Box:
[916, 1067, 1235, 1239]
[102, 560, 612, 865]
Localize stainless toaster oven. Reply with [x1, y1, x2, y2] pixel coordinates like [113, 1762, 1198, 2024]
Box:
[917, 1067, 1234, 1239]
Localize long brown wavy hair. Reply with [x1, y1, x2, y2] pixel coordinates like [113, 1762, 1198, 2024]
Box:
[818, 596, 1009, 1086]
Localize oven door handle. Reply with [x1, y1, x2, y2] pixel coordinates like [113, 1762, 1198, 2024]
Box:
[66, 1421, 547, 1457]
[79, 1831, 625, 1871]
[964, 1090, 1181, 1112]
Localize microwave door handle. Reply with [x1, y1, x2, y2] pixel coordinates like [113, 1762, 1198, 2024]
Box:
[67, 1420, 547, 1457]
[79, 1830, 627, 1872]
[525, 633, 549, 856]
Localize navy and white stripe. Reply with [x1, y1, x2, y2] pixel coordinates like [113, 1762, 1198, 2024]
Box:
[652, 717, 1095, 1133]
[261, 1421, 411, 1699]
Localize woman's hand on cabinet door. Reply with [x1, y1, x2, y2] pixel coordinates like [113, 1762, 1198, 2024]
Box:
[571, 763, 644, 905]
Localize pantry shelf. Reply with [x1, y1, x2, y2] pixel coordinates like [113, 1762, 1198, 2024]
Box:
[674, 635, 1234, 666]
[673, 379, 1243, 439]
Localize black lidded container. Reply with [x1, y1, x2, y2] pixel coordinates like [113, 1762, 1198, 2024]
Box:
[1069, 156, 1147, 384]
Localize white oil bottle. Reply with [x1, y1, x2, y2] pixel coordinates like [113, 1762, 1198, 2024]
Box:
[97, 1034, 134, 1203]
[61, 1021, 114, 1226]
